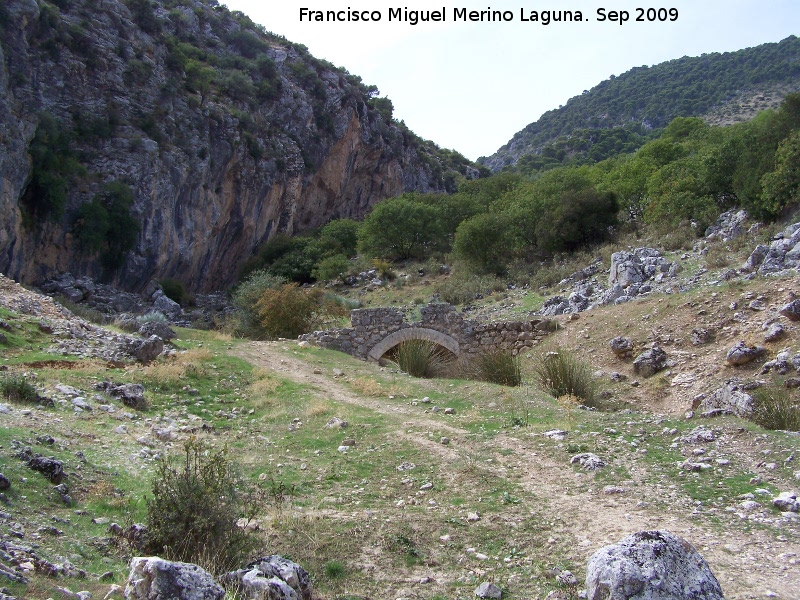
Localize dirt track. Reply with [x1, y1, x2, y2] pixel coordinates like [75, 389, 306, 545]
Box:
[236, 341, 800, 599]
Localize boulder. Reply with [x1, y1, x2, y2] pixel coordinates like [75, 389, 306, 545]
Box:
[609, 336, 634, 358]
[743, 244, 771, 271]
[691, 328, 714, 346]
[705, 209, 748, 241]
[570, 453, 605, 471]
[779, 299, 800, 321]
[764, 322, 787, 343]
[725, 341, 766, 366]
[97, 382, 148, 410]
[138, 321, 176, 341]
[632, 346, 667, 378]
[474, 582, 502, 598]
[125, 557, 224, 600]
[772, 491, 799, 512]
[585, 530, 724, 600]
[224, 556, 312, 600]
[125, 335, 164, 364]
[28, 456, 64, 484]
[699, 381, 754, 417]
[609, 248, 676, 290]
[153, 294, 182, 317]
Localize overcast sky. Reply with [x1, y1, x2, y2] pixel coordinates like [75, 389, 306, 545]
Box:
[220, 0, 800, 161]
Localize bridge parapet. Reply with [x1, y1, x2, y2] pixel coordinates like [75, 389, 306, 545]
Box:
[300, 303, 556, 361]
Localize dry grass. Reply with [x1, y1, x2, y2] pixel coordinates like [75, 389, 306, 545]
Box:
[135, 347, 214, 388]
[305, 399, 335, 419]
[350, 377, 385, 397]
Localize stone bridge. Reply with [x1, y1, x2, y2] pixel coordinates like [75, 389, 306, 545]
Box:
[300, 303, 556, 361]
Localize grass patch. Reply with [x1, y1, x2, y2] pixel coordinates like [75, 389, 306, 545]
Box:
[390, 339, 454, 378]
[0, 374, 48, 405]
[749, 386, 800, 431]
[533, 348, 596, 407]
[463, 350, 521, 387]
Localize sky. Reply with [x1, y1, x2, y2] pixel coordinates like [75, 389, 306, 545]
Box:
[220, 0, 800, 161]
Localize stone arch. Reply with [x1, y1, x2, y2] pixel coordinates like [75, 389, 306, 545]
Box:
[367, 327, 460, 362]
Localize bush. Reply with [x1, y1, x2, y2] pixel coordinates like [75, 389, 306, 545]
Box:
[534, 348, 596, 406]
[21, 113, 83, 224]
[229, 270, 286, 337]
[312, 254, 352, 282]
[255, 284, 346, 339]
[464, 350, 521, 386]
[453, 213, 519, 275]
[1, 375, 47, 405]
[53, 295, 109, 325]
[137, 311, 168, 325]
[390, 340, 453, 378]
[144, 439, 260, 575]
[160, 278, 187, 305]
[435, 271, 504, 305]
[73, 181, 140, 270]
[749, 387, 800, 431]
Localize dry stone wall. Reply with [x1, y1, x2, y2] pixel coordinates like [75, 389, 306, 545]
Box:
[301, 303, 554, 360]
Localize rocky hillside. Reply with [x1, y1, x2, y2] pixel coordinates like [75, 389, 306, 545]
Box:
[482, 36, 800, 172]
[0, 0, 477, 292]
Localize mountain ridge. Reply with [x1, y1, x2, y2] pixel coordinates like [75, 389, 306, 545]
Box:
[481, 35, 800, 173]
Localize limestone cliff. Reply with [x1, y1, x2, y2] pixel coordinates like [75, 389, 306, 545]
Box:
[0, 0, 477, 291]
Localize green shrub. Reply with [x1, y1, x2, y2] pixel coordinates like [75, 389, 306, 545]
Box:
[465, 350, 521, 387]
[21, 113, 83, 224]
[137, 311, 168, 325]
[145, 439, 260, 575]
[312, 254, 352, 282]
[73, 181, 140, 270]
[53, 295, 109, 325]
[749, 387, 800, 431]
[323, 560, 346, 579]
[534, 348, 596, 406]
[1, 375, 47, 405]
[434, 271, 504, 305]
[229, 270, 286, 337]
[390, 340, 452, 378]
[358, 197, 442, 261]
[160, 278, 187, 305]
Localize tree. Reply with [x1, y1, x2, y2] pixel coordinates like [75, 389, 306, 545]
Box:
[318, 218, 360, 257]
[185, 60, 216, 105]
[358, 198, 442, 260]
[73, 181, 140, 269]
[453, 212, 518, 275]
[761, 130, 800, 217]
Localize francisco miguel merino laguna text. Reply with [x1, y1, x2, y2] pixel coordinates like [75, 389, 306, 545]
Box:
[299, 7, 679, 25]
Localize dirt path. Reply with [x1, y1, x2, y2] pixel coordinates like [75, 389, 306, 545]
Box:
[235, 341, 800, 599]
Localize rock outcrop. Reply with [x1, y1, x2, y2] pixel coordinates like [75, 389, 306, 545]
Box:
[0, 0, 476, 292]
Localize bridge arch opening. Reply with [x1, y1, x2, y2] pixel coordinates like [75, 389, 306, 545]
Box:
[367, 327, 461, 364]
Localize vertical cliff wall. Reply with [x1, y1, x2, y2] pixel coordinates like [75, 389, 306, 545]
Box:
[0, 0, 476, 291]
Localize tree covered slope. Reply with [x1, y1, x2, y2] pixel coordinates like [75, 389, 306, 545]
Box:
[482, 36, 800, 173]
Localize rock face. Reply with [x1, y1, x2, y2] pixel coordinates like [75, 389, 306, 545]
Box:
[0, 0, 476, 292]
[585, 530, 725, 600]
[125, 557, 224, 600]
